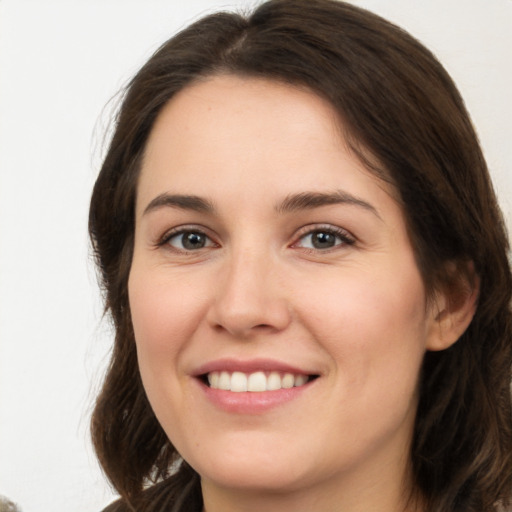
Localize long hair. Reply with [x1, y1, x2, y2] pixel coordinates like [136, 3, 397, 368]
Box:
[89, 1, 512, 510]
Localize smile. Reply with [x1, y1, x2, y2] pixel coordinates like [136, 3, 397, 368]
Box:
[206, 371, 312, 392]
[194, 360, 320, 413]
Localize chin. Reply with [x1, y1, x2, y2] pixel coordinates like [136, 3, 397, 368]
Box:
[197, 458, 311, 493]
[180, 433, 315, 492]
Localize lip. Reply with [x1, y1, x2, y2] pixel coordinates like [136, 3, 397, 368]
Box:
[192, 358, 319, 414]
[193, 358, 316, 376]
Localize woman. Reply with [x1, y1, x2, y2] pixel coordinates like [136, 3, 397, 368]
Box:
[89, 1, 512, 511]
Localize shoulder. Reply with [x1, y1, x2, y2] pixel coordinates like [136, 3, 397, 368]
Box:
[99, 474, 202, 512]
[100, 500, 131, 512]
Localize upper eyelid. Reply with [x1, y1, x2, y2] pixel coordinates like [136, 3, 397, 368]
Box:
[155, 222, 355, 247]
[157, 224, 216, 246]
[292, 224, 355, 242]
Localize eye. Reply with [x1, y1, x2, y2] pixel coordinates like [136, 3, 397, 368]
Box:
[164, 230, 216, 251]
[294, 227, 355, 250]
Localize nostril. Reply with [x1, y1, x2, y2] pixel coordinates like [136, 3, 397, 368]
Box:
[211, 321, 277, 337]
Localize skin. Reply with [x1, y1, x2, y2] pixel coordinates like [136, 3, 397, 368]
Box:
[128, 75, 471, 512]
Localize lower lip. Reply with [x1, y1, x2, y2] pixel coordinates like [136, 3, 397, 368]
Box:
[197, 379, 313, 414]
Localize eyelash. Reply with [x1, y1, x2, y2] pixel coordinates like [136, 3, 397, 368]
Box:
[157, 226, 218, 252]
[157, 224, 355, 254]
[291, 225, 356, 252]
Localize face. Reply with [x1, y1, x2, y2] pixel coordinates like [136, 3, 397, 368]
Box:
[129, 75, 441, 506]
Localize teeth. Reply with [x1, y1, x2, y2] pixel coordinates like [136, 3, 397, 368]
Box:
[282, 373, 295, 389]
[267, 371, 281, 391]
[218, 371, 231, 390]
[209, 371, 219, 388]
[294, 374, 307, 386]
[247, 371, 266, 392]
[231, 371, 247, 392]
[207, 370, 311, 392]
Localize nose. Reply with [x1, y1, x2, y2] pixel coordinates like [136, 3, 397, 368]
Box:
[206, 248, 292, 338]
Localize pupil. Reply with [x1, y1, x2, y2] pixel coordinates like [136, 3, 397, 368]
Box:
[312, 232, 335, 249]
[183, 232, 205, 250]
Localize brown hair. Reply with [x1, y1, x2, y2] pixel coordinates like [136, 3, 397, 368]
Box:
[89, 1, 512, 510]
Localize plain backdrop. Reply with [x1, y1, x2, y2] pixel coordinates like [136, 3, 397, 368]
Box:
[0, 1, 510, 511]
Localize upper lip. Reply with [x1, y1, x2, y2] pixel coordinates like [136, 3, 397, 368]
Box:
[193, 358, 318, 377]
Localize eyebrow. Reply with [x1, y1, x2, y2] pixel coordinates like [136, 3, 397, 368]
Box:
[142, 190, 381, 219]
[143, 193, 215, 215]
[276, 190, 381, 219]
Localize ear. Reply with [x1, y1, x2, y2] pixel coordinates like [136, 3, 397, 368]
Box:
[426, 261, 480, 352]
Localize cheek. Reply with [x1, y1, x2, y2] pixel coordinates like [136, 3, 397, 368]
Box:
[128, 267, 208, 370]
[127, 266, 211, 436]
[295, 261, 429, 387]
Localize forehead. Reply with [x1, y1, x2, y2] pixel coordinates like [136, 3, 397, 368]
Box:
[137, 74, 396, 214]
[143, 75, 344, 163]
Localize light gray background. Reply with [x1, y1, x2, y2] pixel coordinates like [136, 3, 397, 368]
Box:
[0, 1, 510, 511]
